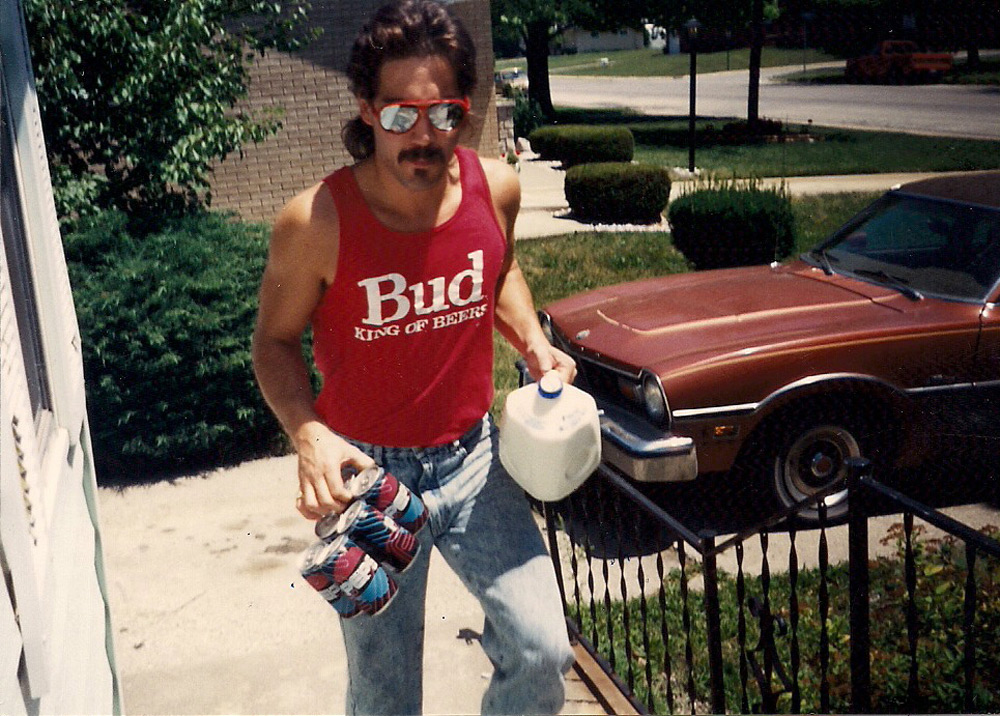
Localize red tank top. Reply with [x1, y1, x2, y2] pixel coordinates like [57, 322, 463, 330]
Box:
[312, 147, 506, 447]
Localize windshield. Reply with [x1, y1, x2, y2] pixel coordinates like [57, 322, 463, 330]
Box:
[808, 193, 1000, 302]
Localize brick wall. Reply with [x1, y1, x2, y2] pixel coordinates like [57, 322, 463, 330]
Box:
[209, 0, 499, 225]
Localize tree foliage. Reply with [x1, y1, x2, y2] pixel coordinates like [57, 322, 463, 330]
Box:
[23, 0, 312, 231]
[492, 0, 648, 118]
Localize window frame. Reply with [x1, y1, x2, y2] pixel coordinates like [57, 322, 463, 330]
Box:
[1, 70, 55, 447]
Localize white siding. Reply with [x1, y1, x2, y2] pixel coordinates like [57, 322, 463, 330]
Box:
[0, 238, 49, 709]
[0, 573, 28, 716]
[1, 0, 120, 713]
[562, 27, 644, 53]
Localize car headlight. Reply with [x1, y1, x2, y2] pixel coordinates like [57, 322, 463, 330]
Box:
[640, 370, 668, 425]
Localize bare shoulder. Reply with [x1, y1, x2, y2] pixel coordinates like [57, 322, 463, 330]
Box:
[269, 180, 340, 283]
[272, 180, 338, 245]
[477, 156, 521, 235]
[479, 156, 521, 203]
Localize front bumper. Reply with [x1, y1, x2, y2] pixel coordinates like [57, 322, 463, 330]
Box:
[598, 401, 698, 483]
[513, 362, 697, 483]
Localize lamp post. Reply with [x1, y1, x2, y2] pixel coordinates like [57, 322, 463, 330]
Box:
[684, 17, 701, 174]
[801, 12, 815, 72]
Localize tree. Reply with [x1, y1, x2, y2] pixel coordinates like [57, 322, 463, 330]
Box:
[646, 0, 777, 127]
[23, 0, 312, 231]
[748, 0, 764, 124]
[649, 0, 750, 42]
[492, 0, 649, 120]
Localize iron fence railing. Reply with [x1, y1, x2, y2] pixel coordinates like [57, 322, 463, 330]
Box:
[846, 462, 1000, 713]
[542, 458, 1000, 714]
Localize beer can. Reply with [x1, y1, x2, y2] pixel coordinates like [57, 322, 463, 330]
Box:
[298, 540, 360, 618]
[299, 535, 396, 616]
[320, 500, 420, 572]
[347, 466, 429, 534]
[329, 533, 397, 614]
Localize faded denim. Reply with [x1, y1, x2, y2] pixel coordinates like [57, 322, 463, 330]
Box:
[338, 415, 574, 715]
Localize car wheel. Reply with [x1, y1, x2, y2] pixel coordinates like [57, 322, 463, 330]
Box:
[772, 418, 864, 523]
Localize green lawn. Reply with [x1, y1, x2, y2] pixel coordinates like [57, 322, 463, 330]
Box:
[496, 47, 1000, 85]
[548, 108, 1000, 177]
[496, 46, 838, 78]
[633, 125, 1000, 177]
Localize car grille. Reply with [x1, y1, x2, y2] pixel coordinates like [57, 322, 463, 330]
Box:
[546, 315, 668, 427]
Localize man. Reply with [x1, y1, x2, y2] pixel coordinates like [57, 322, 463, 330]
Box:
[251, 1, 576, 713]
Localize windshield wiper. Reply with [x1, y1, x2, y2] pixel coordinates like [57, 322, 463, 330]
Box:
[809, 248, 835, 275]
[852, 268, 924, 301]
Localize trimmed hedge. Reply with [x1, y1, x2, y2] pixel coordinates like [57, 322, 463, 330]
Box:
[528, 125, 634, 167]
[565, 162, 672, 225]
[65, 210, 285, 480]
[667, 187, 795, 270]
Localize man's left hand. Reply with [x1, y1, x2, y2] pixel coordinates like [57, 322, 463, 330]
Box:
[524, 341, 577, 385]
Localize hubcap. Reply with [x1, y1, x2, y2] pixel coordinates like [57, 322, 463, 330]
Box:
[810, 451, 836, 480]
[775, 424, 862, 519]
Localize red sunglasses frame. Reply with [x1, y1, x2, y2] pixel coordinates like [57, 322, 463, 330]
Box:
[375, 98, 471, 134]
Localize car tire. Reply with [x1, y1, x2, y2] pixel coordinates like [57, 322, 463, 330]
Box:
[771, 418, 863, 523]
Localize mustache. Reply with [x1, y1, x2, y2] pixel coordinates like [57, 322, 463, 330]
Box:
[398, 146, 445, 164]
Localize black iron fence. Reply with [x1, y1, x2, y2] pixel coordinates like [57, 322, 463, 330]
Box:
[542, 458, 1000, 714]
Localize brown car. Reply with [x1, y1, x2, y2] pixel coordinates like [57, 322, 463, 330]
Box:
[539, 172, 1000, 520]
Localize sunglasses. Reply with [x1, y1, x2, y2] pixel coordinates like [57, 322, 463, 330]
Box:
[376, 98, 470, 134]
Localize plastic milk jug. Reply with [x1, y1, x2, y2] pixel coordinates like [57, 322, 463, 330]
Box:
[499, 371, 601, 501]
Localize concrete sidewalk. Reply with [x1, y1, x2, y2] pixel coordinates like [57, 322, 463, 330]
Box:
[98, 456, 604, 715]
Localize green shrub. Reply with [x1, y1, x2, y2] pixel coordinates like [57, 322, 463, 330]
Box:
[65, 211, 284, 481]
[565, 162, 671, 225]
[528, 125, 634, 167]
[668, 185, 795, 270]
[709, 118, 790, 145]
[502, 85, 545, 140]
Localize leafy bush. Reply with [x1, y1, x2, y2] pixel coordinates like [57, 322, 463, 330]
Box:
[528, 125, 634, 167]
[65, 211, 284, 480]
[565, 162, 671, 225]
[501, 85, 545, 140]
[668, 184, 795, 270]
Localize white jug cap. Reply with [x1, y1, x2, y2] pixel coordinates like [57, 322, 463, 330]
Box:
[538, 371, 563, 399]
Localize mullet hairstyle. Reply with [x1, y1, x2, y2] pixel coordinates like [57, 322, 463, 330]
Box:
[342, 0, 477, 161]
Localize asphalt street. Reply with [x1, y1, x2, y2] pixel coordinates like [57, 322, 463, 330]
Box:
[550, 63, 1000, 140]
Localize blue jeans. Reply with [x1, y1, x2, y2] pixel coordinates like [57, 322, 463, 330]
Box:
[338, 416, 574, 715]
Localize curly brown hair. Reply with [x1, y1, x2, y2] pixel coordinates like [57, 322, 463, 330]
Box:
[342, 0, 477, 161]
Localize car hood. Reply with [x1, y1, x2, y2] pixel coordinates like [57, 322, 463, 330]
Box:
[546, 261, 908, 379]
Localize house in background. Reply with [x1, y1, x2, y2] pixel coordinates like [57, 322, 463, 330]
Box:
[1, 0, 120, 712]
[209, 0, 500, 226]
[558, 26, 645, 54]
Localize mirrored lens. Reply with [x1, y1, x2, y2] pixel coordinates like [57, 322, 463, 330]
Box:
[378, 101, 466, 134]
[427, 102, 465, 131]
[379, 105, 419, 133]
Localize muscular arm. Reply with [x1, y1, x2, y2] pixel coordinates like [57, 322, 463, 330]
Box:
[252, 184, 373, 519]
[483, 158, 576, 383]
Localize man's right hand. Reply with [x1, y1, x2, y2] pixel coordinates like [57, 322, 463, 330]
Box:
[293, 421, 376, 521]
